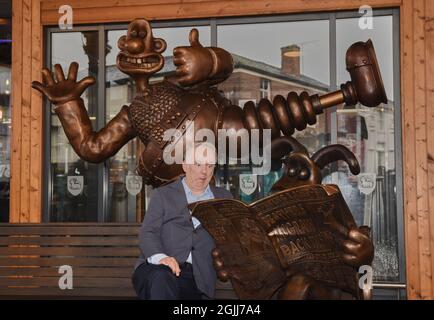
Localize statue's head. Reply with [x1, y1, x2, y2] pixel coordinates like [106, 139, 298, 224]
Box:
[270, 137, 360, 192]
[116, 19, 166, 81]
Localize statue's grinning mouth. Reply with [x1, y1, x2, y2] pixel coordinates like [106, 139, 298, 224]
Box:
[119, 55, 161, 69]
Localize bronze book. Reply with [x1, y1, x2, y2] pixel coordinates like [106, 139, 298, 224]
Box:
[190, 184, 360, 299]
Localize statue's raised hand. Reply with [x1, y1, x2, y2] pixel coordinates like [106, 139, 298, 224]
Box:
[32, 62, 95, 105]
[171, 28, 213, 87]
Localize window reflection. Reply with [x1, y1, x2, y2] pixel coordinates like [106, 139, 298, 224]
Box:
[50, 32, 99, 222]
[216, 20, 330, 202]
[329, 16, 398, 282]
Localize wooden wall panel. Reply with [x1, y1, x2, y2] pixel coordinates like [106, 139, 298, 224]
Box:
[401, 0, 434, 299]
[30, 0, 43, 223]
[400, 0, 418, 299]
[39, 0, 401, 25]
[425, 0, 434, 300]
[10, 0, 43, 223]
[10, 0, 23, 222]
[20, 0, 32, 222]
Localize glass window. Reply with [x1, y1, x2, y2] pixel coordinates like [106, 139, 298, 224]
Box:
[50, 31, 100, 222]
[0, 18, 11, 222]
[214, 14, 402, 288]
[216, 20, 331, 200]
[259, 78, 271, 100]
[331, 15, 399, 283]
[106, 29, 140, 223]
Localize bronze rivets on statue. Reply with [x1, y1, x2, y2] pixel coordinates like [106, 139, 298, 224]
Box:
[192, 106, 199, 114]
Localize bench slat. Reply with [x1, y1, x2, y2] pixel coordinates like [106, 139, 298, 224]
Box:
[0, 247, 139, 256]
[0, 287, 136, 297]
[0, 267, 134, 278]
[0, 257, 137, 267]
[0, 226, 140, 236]
[0, 277, 133, 288]
[0, 236, 139, 246]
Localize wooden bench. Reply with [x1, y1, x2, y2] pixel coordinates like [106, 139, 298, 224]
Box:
[0, 223, 236, 299]
[0, 223, 140, 298]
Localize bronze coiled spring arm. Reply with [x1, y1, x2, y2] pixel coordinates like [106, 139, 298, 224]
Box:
[239, 39, 387, 139]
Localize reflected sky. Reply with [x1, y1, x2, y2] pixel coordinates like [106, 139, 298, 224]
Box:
[218, 20, 330, 86]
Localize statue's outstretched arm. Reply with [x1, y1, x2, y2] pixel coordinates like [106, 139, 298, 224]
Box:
[32, 62, 136, 163]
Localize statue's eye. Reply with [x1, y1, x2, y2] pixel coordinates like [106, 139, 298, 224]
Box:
[298, 168, 310, 180]
[288, 167, 297, 177]
[138, 31, 146, 38]
[131, 30, 138, 37]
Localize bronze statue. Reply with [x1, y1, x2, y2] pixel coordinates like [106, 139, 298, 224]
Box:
[31, 18, 384, 299]
[271, 137, 361, 191]
[32, 18, 386, 187]
[208, 138, 374, 300]
[193, 183, 371, 300]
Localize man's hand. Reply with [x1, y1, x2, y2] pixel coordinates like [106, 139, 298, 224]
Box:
[342, 226, 374, 267]
[32, 62, 95, 105]
[159, 256, 181, 276]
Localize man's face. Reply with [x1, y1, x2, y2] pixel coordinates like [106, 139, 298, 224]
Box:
[182, 145, 216, 191]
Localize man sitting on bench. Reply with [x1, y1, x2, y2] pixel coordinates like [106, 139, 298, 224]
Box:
[132, 142, 233, 299]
